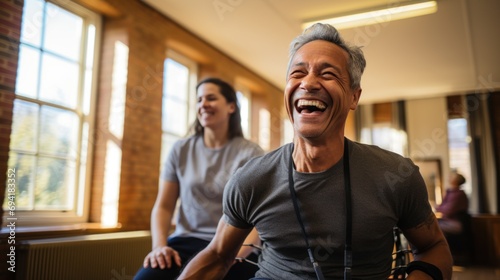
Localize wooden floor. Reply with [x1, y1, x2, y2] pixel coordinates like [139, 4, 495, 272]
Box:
[452, 265, 500, 280]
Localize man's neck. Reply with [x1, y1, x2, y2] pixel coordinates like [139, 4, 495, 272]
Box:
[292, 136, 345, 173]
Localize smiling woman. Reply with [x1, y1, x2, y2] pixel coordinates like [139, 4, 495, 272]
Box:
[134, 77, 264, 280]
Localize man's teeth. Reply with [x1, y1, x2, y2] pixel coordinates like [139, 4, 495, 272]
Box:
[297, 100, 326, 110]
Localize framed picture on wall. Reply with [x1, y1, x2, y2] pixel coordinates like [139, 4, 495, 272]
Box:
[414, 158, 443, 207]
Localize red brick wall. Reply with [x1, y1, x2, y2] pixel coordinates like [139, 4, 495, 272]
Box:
[0, 0, 22, 222]
[0, 1, 23, 278]
[90, 14, 165, 229]
[118, 23, 164, 230]
[89, 20, 130, 224]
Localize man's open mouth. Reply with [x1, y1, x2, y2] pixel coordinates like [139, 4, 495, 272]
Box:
[296, 99, 327, 113]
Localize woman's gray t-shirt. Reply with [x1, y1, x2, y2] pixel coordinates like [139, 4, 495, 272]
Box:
[162, 135, 264, 241]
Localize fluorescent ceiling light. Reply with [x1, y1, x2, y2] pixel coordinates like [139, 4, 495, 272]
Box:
[302, 1, 437, 30]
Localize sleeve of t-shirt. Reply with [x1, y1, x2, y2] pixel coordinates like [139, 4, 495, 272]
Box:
[222, 167, 254, 230]
[250, 145, 265, 159]
[161, 140, 181, 183]
[238, 139, 265, 163]
[397, 158, 434, 230]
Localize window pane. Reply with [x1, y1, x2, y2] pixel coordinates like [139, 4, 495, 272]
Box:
[44, 2, 83, 61]
[6, 152, 36, 210]
[160, 54, 196, 178]
[82, 25, 96, 115]
[164, 59, 189, 102]
[237, 91, 250, 138]
[163, 97, 188, 135]
[83, 69, 93, 115]
[39, 53, 79, 108]
[259, 108, 270, 151]
[163, 58, 190, 136]
[39, 106, 79, 158]
[10, 100, 39, 152]
[448, 118, 472, 195]
[35, 157, 76, 210]
[448, 118, 468, 147]
[282, 119, 294, 145]
[20, 0, 44, 47]
[372, 125, 406, 156]
[85, 25, 96, 68]
[16, 45, 40, 98]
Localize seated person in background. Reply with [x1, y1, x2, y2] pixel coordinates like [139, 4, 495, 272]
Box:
[436, 171, 469, 235]
[134, 77, 264, 280]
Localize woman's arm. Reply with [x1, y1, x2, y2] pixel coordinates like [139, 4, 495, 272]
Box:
[143, 180, 181, 269]
[178, 218, 252, 279]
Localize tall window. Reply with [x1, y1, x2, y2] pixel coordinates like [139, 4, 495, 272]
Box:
[4, 0, 100, 225]
[446, 95, 472, 196]
[371, 124, 408, 156]
[160, 51, 197, 171]
[236, 89, 251, 139]
[281, 118, 294, 145]
[259, 108, 271, 151]
[357, 102, 408, 156]
[448, 118, 472, 196]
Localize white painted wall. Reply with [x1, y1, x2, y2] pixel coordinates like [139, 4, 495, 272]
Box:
[406, 97, 450, 201]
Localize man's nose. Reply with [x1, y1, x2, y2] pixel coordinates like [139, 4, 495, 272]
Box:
[300, 74, 321, 92]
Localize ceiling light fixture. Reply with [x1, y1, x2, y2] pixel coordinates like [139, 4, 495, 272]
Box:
[302, 1, 437, 30]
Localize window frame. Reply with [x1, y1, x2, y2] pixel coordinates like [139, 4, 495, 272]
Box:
[235, 85, 252, 139]
[159, 50, 198, 173]
[3, 0, 101, 226]
[447, 117, 473, 196]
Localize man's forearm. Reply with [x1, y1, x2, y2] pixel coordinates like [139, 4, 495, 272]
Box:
[177, 248, 233, 280]
[409, 239, 453, 280]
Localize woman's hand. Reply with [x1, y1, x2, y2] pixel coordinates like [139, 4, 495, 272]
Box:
[143, 246, 182, 269]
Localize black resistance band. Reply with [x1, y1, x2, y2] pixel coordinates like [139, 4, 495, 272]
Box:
[288, 139, 352, 280]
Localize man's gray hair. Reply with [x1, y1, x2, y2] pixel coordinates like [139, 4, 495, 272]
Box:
[288, 23, 366, 90]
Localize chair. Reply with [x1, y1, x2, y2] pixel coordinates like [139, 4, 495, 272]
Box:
[390, 227, 413, 279]
[445, 212, 473, 265]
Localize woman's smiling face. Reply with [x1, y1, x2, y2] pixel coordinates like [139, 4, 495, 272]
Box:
[285, 40, 361, 140]
[196, 82, 235, 130]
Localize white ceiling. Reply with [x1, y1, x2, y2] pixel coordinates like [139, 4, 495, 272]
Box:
[142, 0, 500, 104]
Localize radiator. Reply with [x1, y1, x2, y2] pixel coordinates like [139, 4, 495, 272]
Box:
[17, 230, 151, 280]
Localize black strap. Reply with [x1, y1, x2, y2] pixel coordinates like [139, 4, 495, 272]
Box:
[405, 261, 443, 280]
[343, 139, 352, 280]
[288, 148, 325, 280]
[288, 139, 351, 280]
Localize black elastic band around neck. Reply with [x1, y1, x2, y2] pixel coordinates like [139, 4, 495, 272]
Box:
[288, 139, 352, 280]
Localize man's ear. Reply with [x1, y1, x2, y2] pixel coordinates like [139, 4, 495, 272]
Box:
[350, 88, 362, 110]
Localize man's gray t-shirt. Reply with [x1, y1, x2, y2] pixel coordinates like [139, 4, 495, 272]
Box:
[162, 135, 264, 241]
[223, 139, 432, 279]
